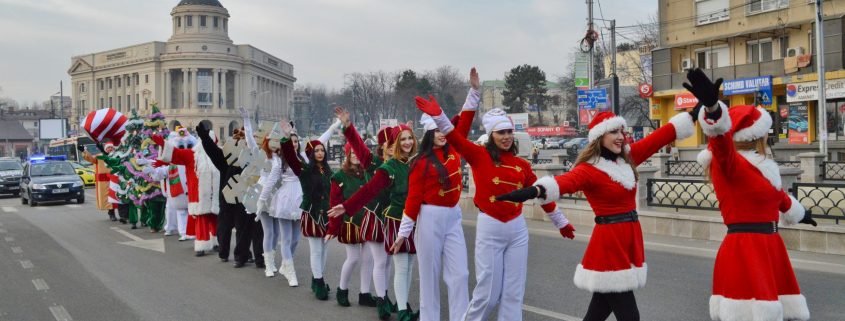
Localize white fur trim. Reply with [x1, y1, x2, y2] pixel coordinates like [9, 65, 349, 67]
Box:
[192, 142, 220, 215]
[588, 116, 627, 143]
[668, 112, 696, 140]
[573, 263, 647, 293]
[533, 176, 560, 204]
[709, 295, 784, 321]
[780, 294, 810, 321]
[733, 107, 773, 142]
[420, 114, 438, 131]
[737, 150, 781, 189]
[193, 236, 217, 252]
[431, 112, 455, 135]
[780, 194, 805, 225]
[698, 101, 731, 137]
[159, 141, 175, 163]
[697, 149, 713, 167]
[591, 156, 636, 190]
[482, 108, 513, 134]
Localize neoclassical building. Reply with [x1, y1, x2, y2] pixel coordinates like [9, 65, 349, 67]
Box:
[68, 0, 295, 137]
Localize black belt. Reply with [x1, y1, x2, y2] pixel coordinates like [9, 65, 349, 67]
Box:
[727, 222, 778, 234]
[595, 210, 638, 225]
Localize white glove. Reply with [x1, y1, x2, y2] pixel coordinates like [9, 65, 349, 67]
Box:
[256, 199, 267, 214]
[546, 209, 570, 229]
[135, 158, 151, 166]
[462, 88, 481, 111]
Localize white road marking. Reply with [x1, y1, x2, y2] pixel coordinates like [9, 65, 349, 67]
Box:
[66, 204, 81, 208]
[4, 236, 13, 242]
[1, 206, 17, 213]
[110, 227, 143, 241]
[11, 246, 22, 254]
[49, 305, 73, 321]
[19, 260, 33, 269]
[110, 227, 166, 252]
[32, 278, 49, 291]
[523, 304, 582, 321]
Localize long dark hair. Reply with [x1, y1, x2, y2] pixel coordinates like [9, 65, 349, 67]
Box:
[411, 130, 450, 189]
[485, 132, 519, 165]
[305, 144, 332, 198]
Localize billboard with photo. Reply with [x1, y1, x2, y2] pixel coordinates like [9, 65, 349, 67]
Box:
[39, 118, 67, 140]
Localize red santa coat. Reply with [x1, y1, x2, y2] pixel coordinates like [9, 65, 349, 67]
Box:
[158, 138, 220, 251]
[698, 102, 809, 321]
[535, 111, 696, 293]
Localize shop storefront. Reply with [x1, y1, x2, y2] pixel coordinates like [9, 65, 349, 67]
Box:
[785, 78, 845, 144]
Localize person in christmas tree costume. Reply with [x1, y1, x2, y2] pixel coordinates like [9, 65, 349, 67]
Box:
[130, 105, 168, 233]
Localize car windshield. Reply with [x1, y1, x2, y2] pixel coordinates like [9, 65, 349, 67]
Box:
[30, 162, 76, 177]
[0, 161, 22, 171]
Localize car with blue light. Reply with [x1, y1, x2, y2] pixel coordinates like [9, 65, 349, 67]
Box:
[0, 157, 23, 196]
[20, 155, 85, 206]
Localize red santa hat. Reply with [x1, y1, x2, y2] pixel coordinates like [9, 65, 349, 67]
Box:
[729, 105, 772, 142]
[82, 108, 127, 144]
[377, 127, 390, 146]
[587, 112, 627, 143]
[388, 124, 412, 147]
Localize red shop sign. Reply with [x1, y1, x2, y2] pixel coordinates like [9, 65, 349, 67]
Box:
[674, 93, 699, 110]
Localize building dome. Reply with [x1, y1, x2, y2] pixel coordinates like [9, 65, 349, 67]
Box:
[177, 0, 223, 8]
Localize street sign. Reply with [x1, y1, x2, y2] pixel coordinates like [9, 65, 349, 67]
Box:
[577, 89, 608, 110]
[638, 83, 653, 98]
[574, 53, 590, 88]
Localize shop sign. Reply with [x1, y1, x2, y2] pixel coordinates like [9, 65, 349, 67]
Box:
[786, 78, 845, 102]
[638, 83, 653, 98]
[674, 93, 698, 110]
[526, 126, 577, 137]
[723, 76, 772, 105]
[788, 102, 810, 144]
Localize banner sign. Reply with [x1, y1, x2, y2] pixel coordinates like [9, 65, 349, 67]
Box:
[526, 126, 577, 137]
[197, 71, 213, 107]
[723, 76, 772, 105]
[674, 93, 698, 110]
[786, 78, 845, 102]
[788, 102, 810, 144]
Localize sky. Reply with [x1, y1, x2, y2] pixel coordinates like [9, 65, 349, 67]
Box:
[0, 0, 656, 104]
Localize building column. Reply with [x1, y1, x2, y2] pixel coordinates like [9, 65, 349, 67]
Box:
[212, 69, 220, 109]
[220, 70, 228, 109]
[131, 74, 137, 109]
[233, 71, 239, 109]
[189, 68, 197, 109]
[112, 76, 118, 110]
[123, 74, 129, 110]
[163, 69, 170, 109]
[181, 68, 188, 109]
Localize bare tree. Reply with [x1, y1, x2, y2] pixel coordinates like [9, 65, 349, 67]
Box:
[345, 71, 397, 134]
[424, 66, 469, 118]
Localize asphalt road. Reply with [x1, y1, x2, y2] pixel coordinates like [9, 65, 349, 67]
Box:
[0, 190, 843, 321]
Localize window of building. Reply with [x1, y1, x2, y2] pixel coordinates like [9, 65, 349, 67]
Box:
[200, 15, 207, 27]
[117, 78, 121, 88]
[696, 0, 729, 26]
[33, 122, 37, 127]
[747, 39, 773, 63]
[214, 17, 219, 28]
[223, 19, 227, 31]
[79, 83, 85, 93]
[100, 98, 104, 108]
[108, 79, 112, 89]
[145, 74, 149, 84]
[779, 36, 790, 59]
[746, 0, 789, 16]
[145, 98, 149, 109]
[176, 17, 181, 27]
[118, 96, 122, 109]
[108, 97, 112, 107]
[695, 46, 729, 69]
[187, 15, 193, 27]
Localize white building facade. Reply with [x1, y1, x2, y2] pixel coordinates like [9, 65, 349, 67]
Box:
[68, 0, 295, 137]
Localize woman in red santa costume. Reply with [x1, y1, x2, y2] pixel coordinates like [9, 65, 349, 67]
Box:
[415, 96, 576, 321]
[496, 95, 697, 320]
[154, 123, 221, 257]
[684, 69, 814, 321]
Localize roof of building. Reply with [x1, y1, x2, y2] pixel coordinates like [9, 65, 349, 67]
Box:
[0, 121, 34, 140]
[177, 0, 224, 7]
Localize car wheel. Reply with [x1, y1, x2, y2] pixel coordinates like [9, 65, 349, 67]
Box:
[77, 196, 85, 204]
[13, 192, 19, 197]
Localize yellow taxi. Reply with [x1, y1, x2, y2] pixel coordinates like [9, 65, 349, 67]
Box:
[70, 161, 96, 187]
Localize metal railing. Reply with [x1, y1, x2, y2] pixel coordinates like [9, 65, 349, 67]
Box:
[640, 159, 653, 167]
[777, 161, 801, 169]
[532, 158, 553, 165]
[646, 178, 719, 211]
[792, 183, 845, 224]
[665, 160, 704, 177]
[821, 161, 845, 181]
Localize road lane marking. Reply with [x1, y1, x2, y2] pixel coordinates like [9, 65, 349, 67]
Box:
[19, 260, 33, 269]
[11, 246, 22, 254]
[4, 236, 13, 242]
[110, 227, 143, 241]
[66, 204, 81, 208]
[32, 278, 49, 291]
[1, 206, 17, 213]
[523, 304, 582, 321]
[49, 305, 73, 321]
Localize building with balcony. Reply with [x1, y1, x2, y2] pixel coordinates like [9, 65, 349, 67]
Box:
[651, 0, 845, 159]
[68, 0, 295, 138]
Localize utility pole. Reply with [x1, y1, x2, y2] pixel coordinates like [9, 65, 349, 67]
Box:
[59, 81, 66, 138]
[587, 0, 594, 90]
[815, 0, 827, 158]
[610, 19, 620, 115]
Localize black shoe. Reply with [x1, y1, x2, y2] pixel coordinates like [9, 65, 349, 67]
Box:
[247, 257, 255, 264]
[220, 258, 229, 263]
[233, 261, 246, 268]
[130, 224, 137, 229]
[358, 293, 377, 307]
[336, 287, 350, 307]
[376, 297, 391, 320]
[109, 215, 117, 222]
[314, 278, 329, 301]
[255, 261, 265, 269]
[195, 251, 205, 257]
[212, 245, 219, 252]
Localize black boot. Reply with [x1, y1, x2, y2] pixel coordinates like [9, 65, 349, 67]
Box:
[195, 250, 205, 257]
[130, 223, 137, 229]
[376, 297, 391, 320]
[108, 214, 117, 221]
[384, 293, 398, 313]
[358, 293, 377, 307]
[314, 278, 329, 301]
[310, 277, 317, 293]
[336, 287, 350, 307]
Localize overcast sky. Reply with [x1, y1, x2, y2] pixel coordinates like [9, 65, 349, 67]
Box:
[0, 0, 655, 104]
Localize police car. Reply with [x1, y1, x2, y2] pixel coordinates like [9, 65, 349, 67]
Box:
[0, 157, 23, 196]
[20, 155, 85, 206]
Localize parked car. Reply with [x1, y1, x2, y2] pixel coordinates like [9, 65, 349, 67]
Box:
[556, 138, 570, 149]
[544, 139, 561, 149]
[69, 161, 96, 186]
[0, 157, 23, 196]
[475, 132, 533, 158]
[20, 156, 85, 206]
[563, 137, 589, 155]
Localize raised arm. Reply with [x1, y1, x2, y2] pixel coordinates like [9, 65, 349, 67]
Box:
[337, 106, 373, 167]
[416, 95, 487, 166]
[454, 69, 481, 138]
[280, 139, 303, 176]
[629, 111, 696, 165]
[318, 119, 342, 147]
[239, 107, 259, 150]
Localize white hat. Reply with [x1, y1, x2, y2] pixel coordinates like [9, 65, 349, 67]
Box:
[482, 108, 514, 134]
[420, 114, 437, 131]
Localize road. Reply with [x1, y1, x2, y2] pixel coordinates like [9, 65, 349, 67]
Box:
[0, 190, 843, 321]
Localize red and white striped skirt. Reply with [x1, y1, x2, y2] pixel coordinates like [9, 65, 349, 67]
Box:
[301, 211, 327, 238]
[383, 217, 415, 255]
[359, 210, 384, 243]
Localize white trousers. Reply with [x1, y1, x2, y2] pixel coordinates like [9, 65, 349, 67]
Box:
[415, 205, 469, 321]
[463, 212, 529, 321]
[164, 201, 188, 237]
[307, 237, 328, 278]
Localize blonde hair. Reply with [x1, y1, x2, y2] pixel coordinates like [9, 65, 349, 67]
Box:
[704, 135, 768, 180]
[574, 137, 639, 182]
[389, 129, 418, 163]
